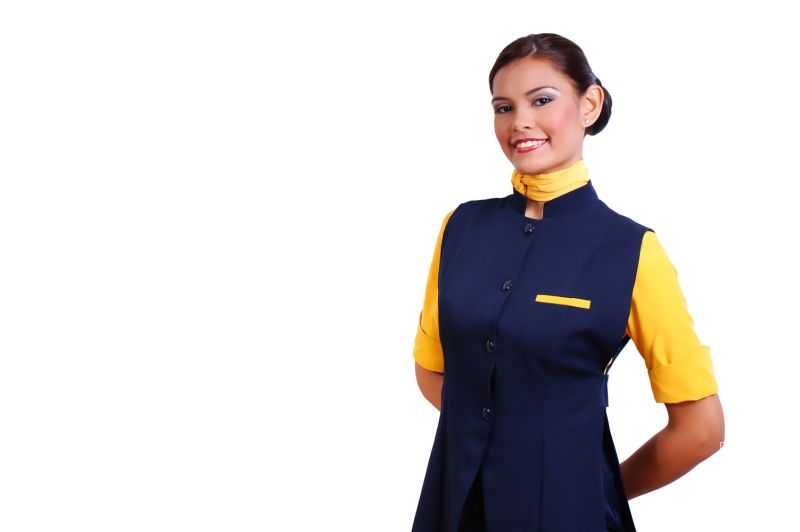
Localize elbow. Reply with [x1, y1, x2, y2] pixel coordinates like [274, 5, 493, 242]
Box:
[672, 419, 723, 466]
[696, 403, 726, 461]
[667, 393, 725, 463]
[414, 361, 444, 411]
[697, 421, 725, 461]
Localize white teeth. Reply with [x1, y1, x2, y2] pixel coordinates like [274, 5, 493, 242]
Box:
[517, 140, 545, 148]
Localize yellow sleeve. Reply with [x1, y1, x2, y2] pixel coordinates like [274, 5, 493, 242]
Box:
[413, 210, 455, 373]
[626, 231, 719, 403]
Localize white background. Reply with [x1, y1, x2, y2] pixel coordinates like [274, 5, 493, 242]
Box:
[1, 1, 797, 530]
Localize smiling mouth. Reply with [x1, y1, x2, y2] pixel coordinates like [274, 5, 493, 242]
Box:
[514, 139, 547, 153]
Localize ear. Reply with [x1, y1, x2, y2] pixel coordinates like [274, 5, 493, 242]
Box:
[582, 85, 604, 129]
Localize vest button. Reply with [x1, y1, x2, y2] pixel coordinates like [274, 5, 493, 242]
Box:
[482, 407, 491, 420]
[524, 223, 534, 235]
[502, 280, 512, 292]
[485, 340, 494, 354]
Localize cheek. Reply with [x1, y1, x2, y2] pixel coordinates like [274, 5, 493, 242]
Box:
[547, 105, 579, 137]
[494, 116, 510, 145]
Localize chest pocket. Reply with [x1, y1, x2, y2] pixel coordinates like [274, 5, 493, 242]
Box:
[535, 294, 591, 309]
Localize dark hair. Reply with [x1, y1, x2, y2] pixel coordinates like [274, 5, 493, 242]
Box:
[489, 33, 612, 136]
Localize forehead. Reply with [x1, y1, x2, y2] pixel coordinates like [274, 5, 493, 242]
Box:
[492, 57, 575, 96]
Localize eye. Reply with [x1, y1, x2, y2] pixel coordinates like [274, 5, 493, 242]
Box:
[494, 105, 513, 114]
[533, 97, 552, 106]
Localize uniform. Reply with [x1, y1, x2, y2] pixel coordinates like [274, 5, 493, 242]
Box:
[411, 181, 718, 531]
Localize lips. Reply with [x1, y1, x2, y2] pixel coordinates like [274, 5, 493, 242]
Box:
[513, 138, 547, 153]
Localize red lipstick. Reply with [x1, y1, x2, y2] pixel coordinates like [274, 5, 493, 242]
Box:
[513, 138, 548, 153]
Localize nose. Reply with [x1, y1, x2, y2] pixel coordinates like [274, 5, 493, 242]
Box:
[512, 106, 535, 132]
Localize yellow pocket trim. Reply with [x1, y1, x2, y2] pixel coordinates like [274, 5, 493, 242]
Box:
[535, 294, 591, 309]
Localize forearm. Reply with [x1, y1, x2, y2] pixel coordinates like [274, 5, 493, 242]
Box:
[620, 394, 724, 499]
[619, 426, 713, 498]
[415, 362, 443, 410]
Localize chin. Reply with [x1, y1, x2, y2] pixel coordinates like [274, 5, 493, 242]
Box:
[514, 160, 554, 176]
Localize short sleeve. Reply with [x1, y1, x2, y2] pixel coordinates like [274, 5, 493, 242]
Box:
[413, 210, 455, 373]
[626, 231, 719, 403]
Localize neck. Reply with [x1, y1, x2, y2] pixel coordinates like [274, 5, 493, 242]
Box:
[511, 159, 590, 208]
[525, 199, 545, 220]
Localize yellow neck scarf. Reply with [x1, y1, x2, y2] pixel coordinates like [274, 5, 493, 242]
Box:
[511, 159, 590, 202]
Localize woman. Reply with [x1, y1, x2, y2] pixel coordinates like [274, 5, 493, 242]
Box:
[411, 33, 724, 532]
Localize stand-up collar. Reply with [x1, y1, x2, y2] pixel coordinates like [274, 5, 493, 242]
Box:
[510, 181, 599, 218]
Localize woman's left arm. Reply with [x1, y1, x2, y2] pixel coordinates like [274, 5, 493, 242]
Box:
[622, 231, 724, 498]
[619, 393, 725, 499]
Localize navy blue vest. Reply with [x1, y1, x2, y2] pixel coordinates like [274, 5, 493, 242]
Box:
[412, 183, 648, 532]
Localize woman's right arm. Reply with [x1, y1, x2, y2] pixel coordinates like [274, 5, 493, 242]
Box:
[415, 362, 443, 411]
[412, 210, 454, 410]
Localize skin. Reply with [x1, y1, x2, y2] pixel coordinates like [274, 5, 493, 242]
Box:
[415, 56, 725, 499]
[415, 362, 443, 410]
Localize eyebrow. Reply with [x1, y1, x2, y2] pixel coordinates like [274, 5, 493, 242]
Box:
[491, 85, 560, 103]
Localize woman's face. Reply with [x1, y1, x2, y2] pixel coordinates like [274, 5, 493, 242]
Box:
[491, 57, 593, 176]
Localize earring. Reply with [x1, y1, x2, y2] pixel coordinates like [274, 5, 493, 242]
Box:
[584, 119, 590, 124]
